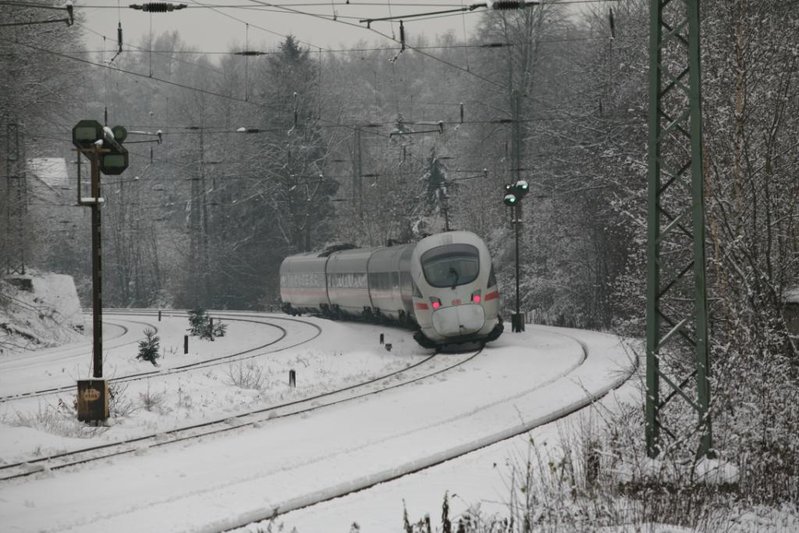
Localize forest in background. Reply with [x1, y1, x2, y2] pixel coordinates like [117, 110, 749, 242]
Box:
[2, 0, 799, 509]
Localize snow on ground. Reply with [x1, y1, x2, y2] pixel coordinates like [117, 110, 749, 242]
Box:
[271, 389, 638, 532]
[253, 326, 638, 533]
[0, 317, 634, 532]
[0, 313, 426, 463]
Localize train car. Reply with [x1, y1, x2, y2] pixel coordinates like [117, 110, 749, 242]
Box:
[409, 231, 502, 347]
[326, 247, 374, 317]
[279, 231, 503, 347]
[279, 252, 330, 314]
[366, 243, 415, 324]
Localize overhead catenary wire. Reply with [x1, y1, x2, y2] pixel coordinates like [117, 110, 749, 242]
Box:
[79, 23, 226, 76]
[243, 0, 506, 90]
[5, 1, 618, 8]
[1, 34, 520, 138]
[185, 0, 325, 52]
[63, 0, 601, 94]
[0, 35, 279, 108]
[6, 0, 619, 151]
[68, 34, 605, 58]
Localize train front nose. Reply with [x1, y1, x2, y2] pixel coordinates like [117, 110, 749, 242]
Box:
[431, 304, 485, 337]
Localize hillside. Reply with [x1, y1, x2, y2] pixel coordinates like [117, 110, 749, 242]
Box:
[0, 272, 85, 356]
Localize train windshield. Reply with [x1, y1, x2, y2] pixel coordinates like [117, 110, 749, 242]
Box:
[421, 244, 480, 288]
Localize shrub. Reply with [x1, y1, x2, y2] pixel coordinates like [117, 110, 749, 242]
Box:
[136, 328, 160, 365]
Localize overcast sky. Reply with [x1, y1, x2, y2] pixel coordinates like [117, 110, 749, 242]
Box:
[80, 0, 591, 57]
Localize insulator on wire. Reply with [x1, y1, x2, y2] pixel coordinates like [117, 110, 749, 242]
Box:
[488, 1, 525, 10]
[399, 20, 406, 51]
[117, 22, 123, 53]
[130, 3, 188, 12]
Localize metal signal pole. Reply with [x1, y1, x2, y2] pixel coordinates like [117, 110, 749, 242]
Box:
[89, 145, 104, 379]
[72, 120, 129, 423]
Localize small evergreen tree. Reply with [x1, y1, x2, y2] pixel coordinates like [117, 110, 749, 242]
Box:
[188, 308, 209, 336]
[137, 328, 160, 366]
[188, 307, 227, 340]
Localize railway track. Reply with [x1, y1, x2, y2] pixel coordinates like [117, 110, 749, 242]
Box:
[221, 332, 639, 531]
[0, 327, 606, 487]
[0, 312, 320, 404]
[0, 322, 639, 533]
[0, 345, 481, 482]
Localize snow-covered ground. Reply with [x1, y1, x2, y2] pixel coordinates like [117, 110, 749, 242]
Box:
[0, 312, 635, 532]
[0, 312, 427, 462]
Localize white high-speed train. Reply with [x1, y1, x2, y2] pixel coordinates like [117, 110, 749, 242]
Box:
[279, 231, 504, 347]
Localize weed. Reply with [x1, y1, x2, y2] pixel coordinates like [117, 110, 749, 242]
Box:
[139, 381, 167, 413]
[7, 402, 105, 438]
[176, 384, 192, 410]
[109, 381, 138, 418]
[225, 360, 265, 390]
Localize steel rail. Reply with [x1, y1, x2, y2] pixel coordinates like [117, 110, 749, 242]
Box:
[0, 345, 468, 481]
[0, 312, 313, 403]
[222, 335, 640, 531]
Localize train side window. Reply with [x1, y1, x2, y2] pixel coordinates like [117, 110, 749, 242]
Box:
[488, 264, 497, 287]
[411, 278, 423, 298]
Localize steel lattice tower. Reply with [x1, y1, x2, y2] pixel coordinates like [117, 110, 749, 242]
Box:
[646, 0, 712, 458]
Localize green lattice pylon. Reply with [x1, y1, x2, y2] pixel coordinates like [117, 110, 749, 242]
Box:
[646, 0, 712, 459]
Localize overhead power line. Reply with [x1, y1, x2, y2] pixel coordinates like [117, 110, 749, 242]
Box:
[0, 35, 278, 107]
[359, 1, 539, 27]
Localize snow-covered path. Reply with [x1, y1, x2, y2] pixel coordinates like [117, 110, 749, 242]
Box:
[0, 320, 633, 532]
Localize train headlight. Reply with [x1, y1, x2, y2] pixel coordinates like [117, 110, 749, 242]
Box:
[430, 297, 442, 310]
[471, 290, 482, 303]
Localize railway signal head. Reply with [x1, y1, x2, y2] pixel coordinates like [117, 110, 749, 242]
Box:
[503, 180, 529, 206]
[72, 120, 130, 175]
[100, 126, 129, 175]
[72, 120, 104, 149]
